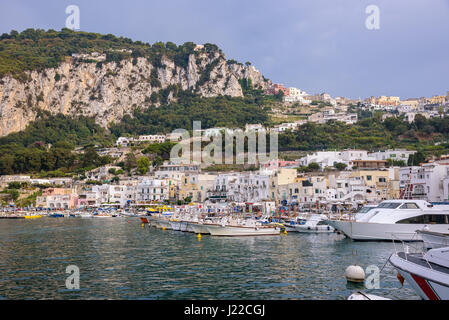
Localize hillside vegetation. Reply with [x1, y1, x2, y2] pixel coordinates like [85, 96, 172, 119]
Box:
[0, 28, 221, 80]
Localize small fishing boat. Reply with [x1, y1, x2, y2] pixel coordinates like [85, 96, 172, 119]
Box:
[206, 218, 281, 237]
[24, 214, 42, 219]
[140, 217, 149, 224]
[347, 292, 391, 300]
[0, 215, 25, 219]
[80, 212, 93, 218]
[93, 214, 116, 218]
[49, 213, 64, 218]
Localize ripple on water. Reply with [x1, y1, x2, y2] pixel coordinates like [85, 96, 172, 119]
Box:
[0, 219, 420, 300]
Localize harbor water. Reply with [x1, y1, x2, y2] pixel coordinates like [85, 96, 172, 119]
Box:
[0, 218, 419, 300]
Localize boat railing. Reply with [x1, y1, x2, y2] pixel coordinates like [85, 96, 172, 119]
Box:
[391, 232, 434, 270]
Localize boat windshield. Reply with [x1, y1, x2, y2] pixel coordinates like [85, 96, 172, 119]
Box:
[377, 202, 401, 209]
[358, 206, 376, 214]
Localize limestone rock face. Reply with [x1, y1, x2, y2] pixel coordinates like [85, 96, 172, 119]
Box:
[0, 50, 270, 136]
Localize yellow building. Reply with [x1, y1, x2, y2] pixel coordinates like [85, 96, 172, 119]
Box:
[376, 96, 401, 106]
[350, 170, 399, 200]
[268, 168, 298, 204]
[427, 95, 446, 105]
[177, 174, 215, 203]
[400, 99, 419, 109]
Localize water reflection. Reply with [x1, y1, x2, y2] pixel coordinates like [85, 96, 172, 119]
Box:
[0, 219, 419, 300]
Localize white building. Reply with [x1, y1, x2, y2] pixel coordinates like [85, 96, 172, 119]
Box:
[369, 149, 416, 163]
[92, 184, 130, 207]
[115, 137, 134, 147]
[155, 163, 201, 180]
[245, 124, 266, 133]
[272, 122, 299, 133]
[283, 87, 309, 103]
[298, 150, 373, 168]
[208, 172, 269, 203]
[86, 166, 122, 181]
[399, 162, 449, 202]
[136, 179, 170, 203]
[138, 135, 166, 143]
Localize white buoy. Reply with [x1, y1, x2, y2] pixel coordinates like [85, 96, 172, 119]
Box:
[345, 265, 365, 283]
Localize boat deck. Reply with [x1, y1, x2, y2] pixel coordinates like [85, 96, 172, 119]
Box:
[398, 252, 449, 275]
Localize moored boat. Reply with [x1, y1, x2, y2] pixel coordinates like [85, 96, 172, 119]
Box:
[206, 223, 281, 236]
[327, 200, 449, 241]
[189, 222, 211, 234]
[417, 229, 449, 249]
[206, 218, 281, 237]
[49, 213, 64, 218]
[24, 214, 42, 219]
[140, 217, 149, 224]
[389, 246, 449, 300]
[294, 214, 334, 233]
[347, 292, 391, 300]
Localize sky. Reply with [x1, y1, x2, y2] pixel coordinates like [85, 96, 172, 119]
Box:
[0, 0, 448, 100]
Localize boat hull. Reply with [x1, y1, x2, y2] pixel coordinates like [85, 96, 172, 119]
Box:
[284, 225, 298, 232]
[185, 222, 196, 233]
[294, 224, 334, 233]
[389, 253, 449, 300]
[169, 220, 181, 231]
[158, 219, 173, 230]
[206, 224, 281, 236]
[326, 220, 449, 241]
[418, 230, 449, 249]
[189, 223, 211, 234]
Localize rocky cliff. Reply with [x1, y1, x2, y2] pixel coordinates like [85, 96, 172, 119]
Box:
[0, 47, 270, 136]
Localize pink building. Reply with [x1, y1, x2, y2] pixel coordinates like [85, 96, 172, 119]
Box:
[266, 84, 289, 96]
[36, 188, 78, 209]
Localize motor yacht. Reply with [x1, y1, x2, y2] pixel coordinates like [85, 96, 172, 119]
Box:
[294, 214, 334, 233]
[326, 200, 449, 241]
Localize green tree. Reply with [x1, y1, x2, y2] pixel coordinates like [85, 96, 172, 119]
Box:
[137, 156, 151, 175]
[334, 162, 347, 171]
[307, 162, 320, 171]
[124, 153, 137, 172]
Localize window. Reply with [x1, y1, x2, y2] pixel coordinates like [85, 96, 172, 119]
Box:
[366, 176, 372, 181]
[377, 202, 401, 209]
[358, 206, 376, 213]
[397, 215, 449, 224]
[399, 203, 419, 209]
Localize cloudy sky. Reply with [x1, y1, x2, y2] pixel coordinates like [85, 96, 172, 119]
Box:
[1, 0, 448, 99]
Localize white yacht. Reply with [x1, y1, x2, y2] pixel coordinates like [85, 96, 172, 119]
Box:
[294, 214, 335, 233]
[389, 246, 449, 300]
[326, 200, 449, 241]
[353, 204, 378, 221]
